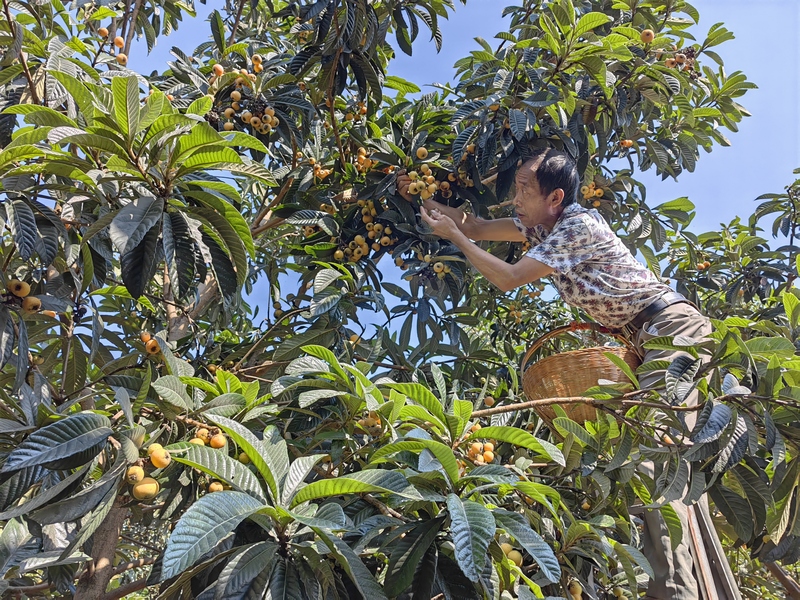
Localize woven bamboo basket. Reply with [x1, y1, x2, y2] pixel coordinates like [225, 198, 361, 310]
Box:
[521, 323, 641, 429]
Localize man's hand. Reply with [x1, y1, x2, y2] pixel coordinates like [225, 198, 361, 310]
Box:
[420, 206, 462, 241]
[396, 171, 413, 202]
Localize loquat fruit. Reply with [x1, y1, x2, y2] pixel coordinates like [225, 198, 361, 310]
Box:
[98, 27, 109, 38]
[484, 396, 495, 407]
[230, 90, 241, 102]
[113, 35, 124, 48]
[132, 477, 160, 500]
[145, 338, 161, 355]
[507, 549, 523, 567]
[213, 64, 225, 76]
[8, 279, 30, 297]
[189, 437, 205, 445]
[482, 450, 494, 462]
[21, 297, 41, 314]
[116, 53, 128, 66]
[147, 443, 163, 457]
[640, 29, 655, 44]
[239, 452, 251, 464]
[416, 147, 428, 160]
[126, 465, 145, 484]
[208, 481, 224, 492]
[140, 331, 151, 343]
[150, 449, 171, 469]
[210, 434, 226, 449]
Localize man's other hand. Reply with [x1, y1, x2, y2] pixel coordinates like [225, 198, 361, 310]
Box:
[420, 206, 461, 240]
[396, 171, 413, 202]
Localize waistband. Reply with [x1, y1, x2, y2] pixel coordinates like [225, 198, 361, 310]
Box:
[624, 291, 692, 332]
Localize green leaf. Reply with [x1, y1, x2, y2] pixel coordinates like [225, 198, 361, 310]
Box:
[0, 518, 34, 578]
[603, 351, 638, 387]
[468, 426, 565, 466]
[169, 442, 267, 503]
[514, 481, 561, 519]
[120, 226, 161, 300]
[3, 105, 76, 127]
[112, 75, 140, 139]
[573, 12, 612, 37]
[446, 494, 494, 582]
[708, 485, 753, 542]
[0, 413, 111, 473]
[280, 455, 325, 506]
[384, 518, 443, 596]
[162, 491, 263, 580]
[6, 199, 37, 261]
[213, 542, 277, 599]
[659, 504, 683, 550]
[0, 464, 90, 521]
[217, 161, 277, 185]
[384, 75, 421, 94]
[109, 196, 164, 254]
[493, 509, 560, 583]
[208, 415, 279, 502]
[370, 439, 459, 485]
[290, 469, 419, 508]
[386, 383, 447, 431]
[552, 417, 599, 450]
[315, 529, 389, 600]
[192, 193, 255, 258]
[187, 96, 213, 116]
[745, 337, 796, 360]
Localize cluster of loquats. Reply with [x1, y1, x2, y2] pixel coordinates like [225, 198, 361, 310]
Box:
[357, 411, 382, 437]
[568, 580, 584, 600]
[5, 279, 45, 315]
[139, 331, 161, 356]
[407, 250, 453, 280]
[499, 542, 524, 567]
[402, 150, 455, 201]
[307, 157, 333, 181]
[580, 181, 604, 208]
[188, 426, 227, 450]
[696, 259, 712, 271]
[466, 439, 495, 466]
[353, 146, 374, 174]
[507, 303, 524, 323]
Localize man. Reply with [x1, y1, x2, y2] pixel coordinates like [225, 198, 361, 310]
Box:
[397, 147, 740, 600]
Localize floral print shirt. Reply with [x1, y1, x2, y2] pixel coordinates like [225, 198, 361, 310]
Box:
[513, 203, 671, 328]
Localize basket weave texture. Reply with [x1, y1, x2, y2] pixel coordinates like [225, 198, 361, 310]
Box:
[521, 324, 641, 428]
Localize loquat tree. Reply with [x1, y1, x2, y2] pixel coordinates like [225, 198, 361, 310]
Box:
[0, 0, 797, 598]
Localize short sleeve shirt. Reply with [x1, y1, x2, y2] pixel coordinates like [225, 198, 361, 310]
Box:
[513, 203, 671, 328]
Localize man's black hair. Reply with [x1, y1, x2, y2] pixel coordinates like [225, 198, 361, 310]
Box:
[523, 147, 580, 207]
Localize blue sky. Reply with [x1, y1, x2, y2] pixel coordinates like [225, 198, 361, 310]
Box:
[130, 1, 800, 319]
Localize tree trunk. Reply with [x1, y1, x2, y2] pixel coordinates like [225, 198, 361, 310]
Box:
[73, 499, 129, 599]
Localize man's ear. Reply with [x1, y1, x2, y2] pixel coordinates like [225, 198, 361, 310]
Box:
[549, 188, 565, 210]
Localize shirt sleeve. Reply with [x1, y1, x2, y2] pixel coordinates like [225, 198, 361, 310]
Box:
[524, 216, 594, 274]
[512, 217, 532, 238]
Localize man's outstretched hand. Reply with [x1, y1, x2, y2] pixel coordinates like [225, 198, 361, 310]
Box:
[420, 206, 461, 241]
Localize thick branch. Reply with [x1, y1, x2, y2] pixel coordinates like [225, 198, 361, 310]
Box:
[227, 0, 246, 46]
[123, 0, 144, 56]
[74, 498, 130, 599]
[471, 395, 705, 419]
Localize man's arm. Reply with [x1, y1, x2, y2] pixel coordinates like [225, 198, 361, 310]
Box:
[397, 172, 525, 242]
[421, 207, 553, 292]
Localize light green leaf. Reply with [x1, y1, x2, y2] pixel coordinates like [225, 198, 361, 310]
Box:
[468, 426, 565, 466]
[169, 442, 267, 502]
[370, 439, 459, 484]
[386, 383, 447, 431]
[112, 75, 140, 139]
[208, 415, 279, 502]
[573, 12, 612, 37]
[290, 469, 419, 508]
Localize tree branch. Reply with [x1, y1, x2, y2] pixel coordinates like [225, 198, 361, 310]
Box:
[2, 0, 40, 105]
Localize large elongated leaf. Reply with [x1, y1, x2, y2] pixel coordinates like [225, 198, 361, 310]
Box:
[493, 509, 560, 583]
[281, 455, 324, 506]
[162, 491, 264, 580]
[0, 465, 89, 520]
[290, 469, 419, 507]
[213, 541, 277, 600]
[446, 494, 494, 582]
[112, 75, 140, 139]
[315, 529, 389, 600]
[385, 383, 447, 431]
[120, 225, 161, 300]
[109, 196, 164, 254]
[370, 439, 459, 484]
[384, 518, 443, 596]
[467, 426, 565, 467]
[1, 413, 111, 473]
[169, 442, 267, 502]
[708, 484, 753, 541]
[6, 199, 37, 261]
[209, 415, 279, 502]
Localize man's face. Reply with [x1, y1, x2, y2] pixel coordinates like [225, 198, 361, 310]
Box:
[513, 164, 557, 228]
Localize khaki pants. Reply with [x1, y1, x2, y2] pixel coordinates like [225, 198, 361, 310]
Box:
[632, 303, 741, 600]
